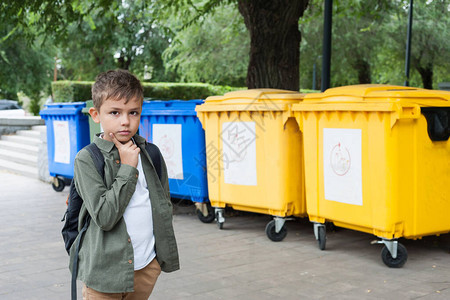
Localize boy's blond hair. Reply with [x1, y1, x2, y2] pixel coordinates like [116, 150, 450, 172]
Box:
[91, 69, 144, 111]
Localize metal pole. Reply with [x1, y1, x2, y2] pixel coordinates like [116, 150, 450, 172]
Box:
[54, 57, 58, 81]
[405, 0, 413, 86]
[321, 0, 332, 92]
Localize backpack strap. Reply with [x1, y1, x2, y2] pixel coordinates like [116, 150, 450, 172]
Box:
[71, 143, 104, 300]
[71, 217, 90, 300]
[145, 142, 162, 181]
[85, 143, 105, 177]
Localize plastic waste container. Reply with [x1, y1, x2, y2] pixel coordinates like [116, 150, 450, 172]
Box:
[196, 89, 307, 241]
[292, 84, 450, 267]
[139, 100, 214, 222]
[40, 102, 90, 192]
[81, 100, 102, 142]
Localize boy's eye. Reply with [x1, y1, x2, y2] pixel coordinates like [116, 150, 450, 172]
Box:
[110, 111, 119, 116]
[130, 111, 139, 116]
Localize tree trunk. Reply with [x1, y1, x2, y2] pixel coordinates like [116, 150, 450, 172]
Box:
[238, 0, 309, 91]
[117, 55, 132, 70]
[353, 58, 371, 84]
[416, 63, 433, 89]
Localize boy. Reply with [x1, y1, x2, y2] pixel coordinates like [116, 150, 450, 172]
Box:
[70, 69, 179, 299]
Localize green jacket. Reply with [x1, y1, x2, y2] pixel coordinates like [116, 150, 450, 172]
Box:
[69, 134, 179, 293]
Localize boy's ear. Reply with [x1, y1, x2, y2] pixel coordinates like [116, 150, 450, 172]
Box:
[89, 107, 101, 124]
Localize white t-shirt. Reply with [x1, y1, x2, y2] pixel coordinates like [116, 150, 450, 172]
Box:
[123, 153, 156, 270]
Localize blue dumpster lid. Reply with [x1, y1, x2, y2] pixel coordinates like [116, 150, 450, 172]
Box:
[142, 100, 204, 116]
[39, 102, 87, 118]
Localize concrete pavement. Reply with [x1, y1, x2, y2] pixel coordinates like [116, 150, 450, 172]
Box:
[0, 169, 449, 299]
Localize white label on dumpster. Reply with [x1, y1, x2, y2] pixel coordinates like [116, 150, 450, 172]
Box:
[323, 128, 362, 205]
[152, 124, 183, 180]
[53, 120, 70, 164]
[221, 122, 257, 186]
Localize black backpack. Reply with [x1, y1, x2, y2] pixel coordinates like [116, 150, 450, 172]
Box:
[61, 142, 163, 300]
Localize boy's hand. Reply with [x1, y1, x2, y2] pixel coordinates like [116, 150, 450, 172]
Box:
[110, 133, 140, 168]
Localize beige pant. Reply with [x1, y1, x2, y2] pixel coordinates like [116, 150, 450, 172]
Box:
[82, 258, 161, 300]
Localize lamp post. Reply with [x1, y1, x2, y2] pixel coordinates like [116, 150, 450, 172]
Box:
[321, 0, 333, 92]
[405, 0, 413, 86]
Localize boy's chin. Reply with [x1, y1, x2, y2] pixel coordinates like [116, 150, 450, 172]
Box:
[115, 136, 133, 144]
[118, 138, 132, 144]
[103, 133, 133, 144]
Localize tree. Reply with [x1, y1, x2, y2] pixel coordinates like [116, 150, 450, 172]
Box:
[4, 0, 311, 91]
[398, 0, 449, 89]
[57, 11, 117, 81]
[2, 1, 175, 84]
[0, 24, 55, 114]
[299, 0, 396, 89]
[1, 0, 83, 43]
[237, 0, 309, 90]
[372, 0, 449, 89]
[0, 0, 78, 111]
[162, 3, 249, 86]
[159, 0, 309, 91]
[57, 1, 175, 82]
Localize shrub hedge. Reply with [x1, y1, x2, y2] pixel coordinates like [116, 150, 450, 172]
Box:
[51, 81, 244, 102]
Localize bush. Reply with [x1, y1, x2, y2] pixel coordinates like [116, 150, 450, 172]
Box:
[52, 81, 244, 102]
[51, 81, 92, 102]
[300, 89, 321, 94]
[0, 89, 18, 101]
[29, 98, 41, 116]
[142, 82, 241, 100]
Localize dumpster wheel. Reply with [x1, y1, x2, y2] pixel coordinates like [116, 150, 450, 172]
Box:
[317, 226, 326, 250]
[265, 220, 287, 242]
[215, 208, 225, 230]
[217, 219, 224, 230]
[196, 203, 215, 223]
[381, 243, 408, 268]
[313, 223, 327, 250]
[52, 177, 65, 192]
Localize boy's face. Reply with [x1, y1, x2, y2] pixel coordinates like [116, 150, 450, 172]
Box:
[89, 97, 142, 144]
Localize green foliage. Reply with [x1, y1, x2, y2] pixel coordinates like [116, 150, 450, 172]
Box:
[0, 89, 18, 101]
[376, 0, 450, 88]
[300, 89, 320, 94]
[51, 81, 74, 102]
[57, 0, 175, 82]
[2, 0, 449, 105]
[28, 98, 41, 116]
[51, 80, 243, 102]
[0, 0, 83, 43]
[0, 24, 54, 113]
[72, 82, 94, 102]
[154, 0, 236, 28]
[162, 2, 249, 86]
[300, 0, 449, 90]
[300, 0, 396, 89]
[51, 81, 92, 102]
[143, 82, 242, 99]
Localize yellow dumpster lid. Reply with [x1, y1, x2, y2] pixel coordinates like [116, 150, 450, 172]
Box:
[301, 84, 450, 107]
[196, 89, 305, 112]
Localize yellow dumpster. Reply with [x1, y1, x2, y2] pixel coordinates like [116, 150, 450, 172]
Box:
[292, 84, 450, 267]
[196, 89, 306, 241]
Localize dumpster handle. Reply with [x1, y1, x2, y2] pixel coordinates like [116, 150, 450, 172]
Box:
[390, 104, 420, 128]
[421, 107, 450, 141]
[399, 105, 420, 119]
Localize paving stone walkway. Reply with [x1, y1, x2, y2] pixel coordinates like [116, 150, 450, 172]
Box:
[0, 170, 449, 299]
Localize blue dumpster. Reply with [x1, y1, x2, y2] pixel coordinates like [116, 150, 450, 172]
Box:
[40, 102, 90, 192]
[140, 100, 213, 222]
